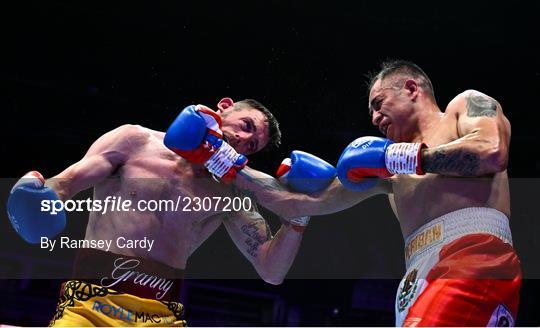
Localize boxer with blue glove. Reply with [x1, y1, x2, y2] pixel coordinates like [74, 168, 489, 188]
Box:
[9, 97, 349, 326]
[7, 171, 66, 243]
[334, 60, 519, 327]
[337, 136, 426, 191]
[275, 150, 337, 194]
[164, 104, 248, 183]
[163, 104, 338, 196]
[164, 103, 338, 231]
[273, 150, 337, 231]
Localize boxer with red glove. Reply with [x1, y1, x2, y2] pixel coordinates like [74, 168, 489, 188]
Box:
[337, 136, 426, 191]
[164, 104, 247, 183]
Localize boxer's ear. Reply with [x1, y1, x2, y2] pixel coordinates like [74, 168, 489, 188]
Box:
[404, 80, 419, 101]
[217, 97, 235, 112]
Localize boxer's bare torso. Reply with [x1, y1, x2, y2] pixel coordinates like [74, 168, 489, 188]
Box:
[388, 123, 509, 237]
[44, 103, 302, 286]
[58, 126, 246, 269]
[242, 89, 512, 241]
[234, 105, 510, 240]
[388, 100, 510, 237]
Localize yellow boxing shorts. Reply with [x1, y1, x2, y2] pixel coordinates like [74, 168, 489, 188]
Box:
[49, 248, 186, 327]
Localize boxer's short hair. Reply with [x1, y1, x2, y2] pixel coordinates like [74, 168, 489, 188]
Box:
[234, 99, 281, 152]
[367, 59, 435, 100]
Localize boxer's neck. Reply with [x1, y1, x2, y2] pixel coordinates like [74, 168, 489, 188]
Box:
[409, 102, 442, 143]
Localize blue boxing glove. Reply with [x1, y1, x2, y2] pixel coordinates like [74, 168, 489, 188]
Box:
[164, 105, 248, 183]
[276, 151, 336, 194]
[337, 136, 426, 191]
[275, 151, 336, 232]
[7, 171, 66, 244]
[164, 105, 210, 151]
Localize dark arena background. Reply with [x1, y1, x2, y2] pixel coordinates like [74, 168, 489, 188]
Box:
[1, 1, 539, 326]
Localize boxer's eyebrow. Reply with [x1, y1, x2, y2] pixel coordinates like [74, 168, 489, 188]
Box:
[246, 117, 257, 132]
[245, 117, 259, 152]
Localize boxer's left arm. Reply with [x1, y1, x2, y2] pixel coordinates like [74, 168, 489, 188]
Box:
[421, 90, 511, 176]
[222, 202, 304, 285]
[235, 167, 389, 219]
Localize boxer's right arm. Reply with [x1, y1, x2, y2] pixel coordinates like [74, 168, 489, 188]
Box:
[8, 124, 147, 243]
[47, 124, 148, 200]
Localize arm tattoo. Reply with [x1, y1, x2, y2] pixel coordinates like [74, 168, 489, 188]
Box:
[466, 91, 497, 118]
[240, 216, 271, 257]
[234, 168, 287, 209]
[422, 148, 480, 176]
[231, 184, 259, 212]
[238, 168, 287, 192]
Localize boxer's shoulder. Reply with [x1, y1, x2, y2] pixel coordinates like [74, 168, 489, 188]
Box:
[445, 89, 502, 117]
[108, 124, 153, 150]
[114, 124, 151, 139]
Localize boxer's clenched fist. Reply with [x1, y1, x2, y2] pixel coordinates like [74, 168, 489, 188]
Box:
[276, 150, 336, 194]
[164, 105, 248, 183]
[337, 136, 426, 191]
[7, 171, 66, 243]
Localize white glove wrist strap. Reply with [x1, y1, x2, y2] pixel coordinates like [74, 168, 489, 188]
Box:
[205, 141, 240, 178]
[385, 143, 422, 175]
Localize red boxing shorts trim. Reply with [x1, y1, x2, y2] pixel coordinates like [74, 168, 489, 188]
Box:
[395, 207, 521, 327]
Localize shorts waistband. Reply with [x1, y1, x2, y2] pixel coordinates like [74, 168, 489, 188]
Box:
[404, 207, 512, 268]
[72, 248, 184, 302]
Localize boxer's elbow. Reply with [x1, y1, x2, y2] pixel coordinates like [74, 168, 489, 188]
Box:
[259, 270, 284, 285]
[263, 275, 284, 285]
[481, 141, 508, 174]
[253, 258, 285, 285]
[490, 147, 508, 172]
[460, 133, 508, 175]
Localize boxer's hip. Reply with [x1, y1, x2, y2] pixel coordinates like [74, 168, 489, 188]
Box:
[403, 206, 515, 271]
[396, 207, 521, 327]
[50, 248, 186, 327]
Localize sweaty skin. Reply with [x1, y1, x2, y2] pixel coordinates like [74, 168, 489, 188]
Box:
[233, 88, 511, 240]
[46, 123, 302, 284]
[386, 106, 510, 236]
[369, 81, 511, 236]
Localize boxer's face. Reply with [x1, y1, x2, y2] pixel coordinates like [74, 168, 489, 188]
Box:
[368, 78, 415, 141]
[220, 108, 269, 155]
